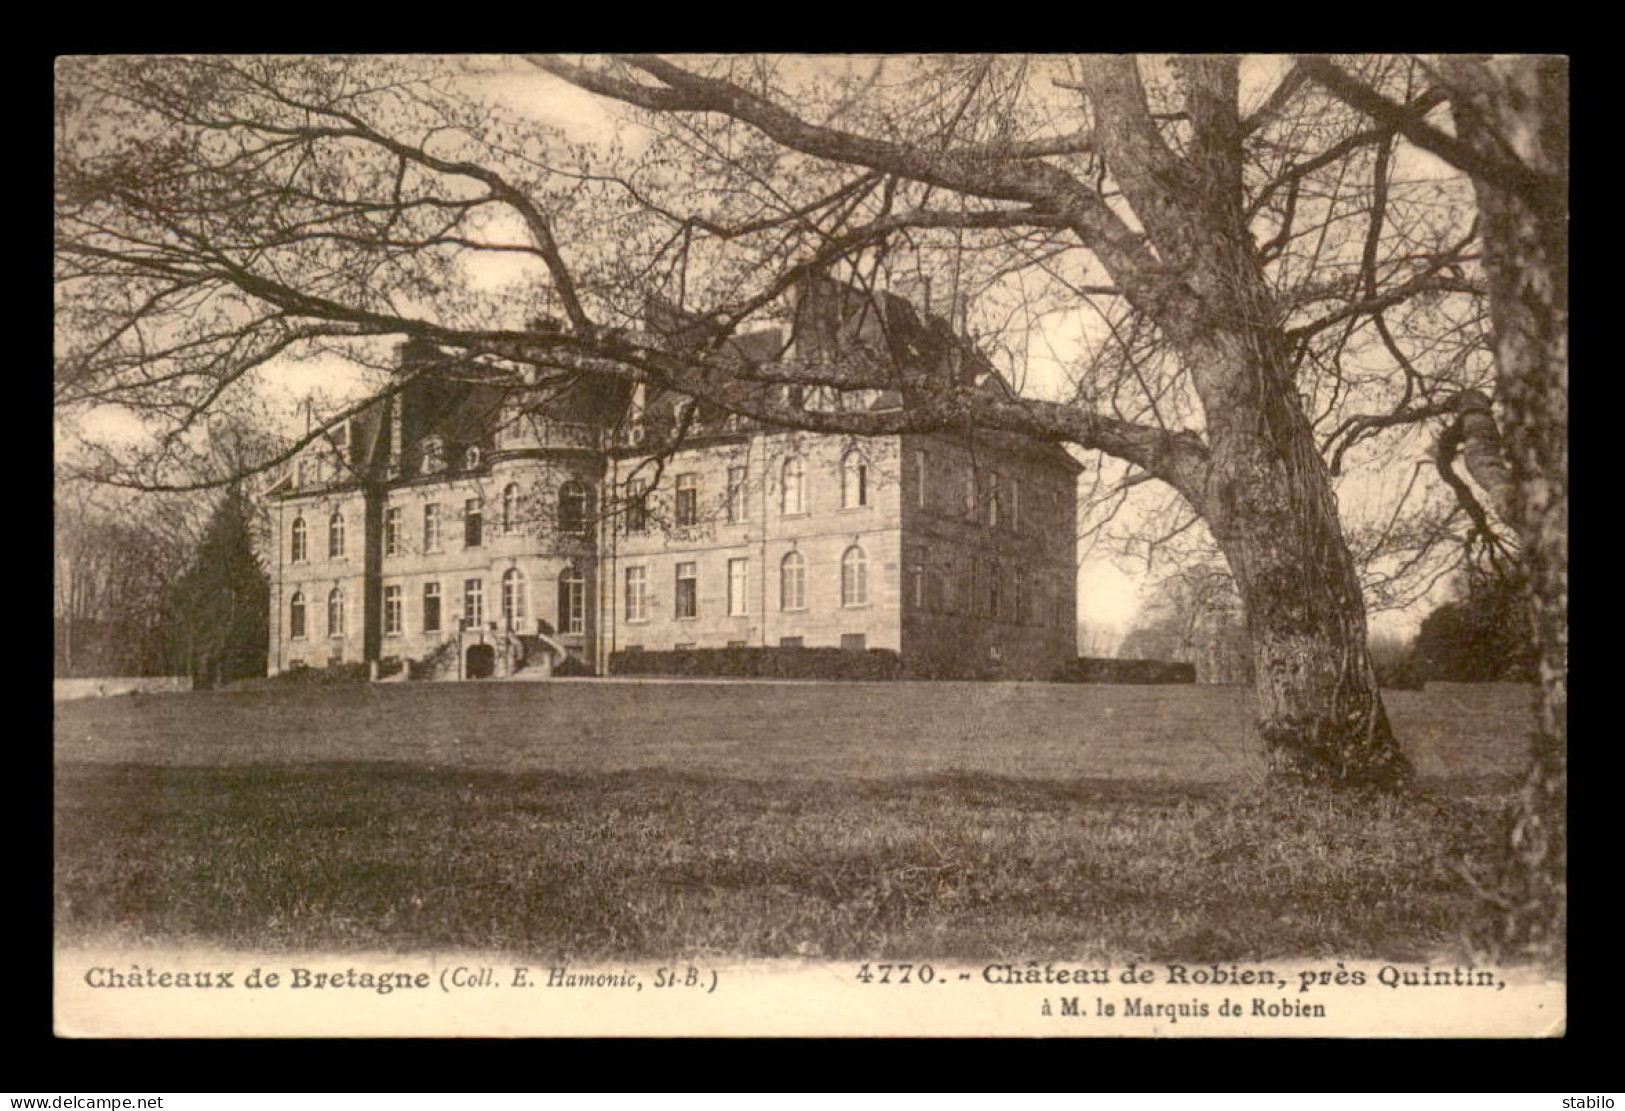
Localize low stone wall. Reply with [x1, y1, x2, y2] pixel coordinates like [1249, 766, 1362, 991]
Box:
[53, 676, 193, 701]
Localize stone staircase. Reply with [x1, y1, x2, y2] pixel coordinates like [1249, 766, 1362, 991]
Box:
[504, 631, 566, 680]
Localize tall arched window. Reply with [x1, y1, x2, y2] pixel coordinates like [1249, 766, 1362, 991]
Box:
[841, 450, 868, 508]
[557, 565, 585, 634]
[559, 480, 590, 536]
[841, 545, 868, 607]
[328, 511, 345, 559]
[781, 456, 805, 515]
[502, 483, 520, 534]
[327, 587, 345, 638]
[290, 517, 308, 563]
[289, 591, 306, 639]
[502, 567, 528, 627]
[780, 550, 806, 611]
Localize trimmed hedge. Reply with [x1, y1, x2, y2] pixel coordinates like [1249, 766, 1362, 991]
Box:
[274, 660, 372, 685]
[610, 645, 904, 681]
[1053, 657, 1196, 684]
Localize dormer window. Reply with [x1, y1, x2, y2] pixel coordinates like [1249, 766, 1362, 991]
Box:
[465, 445, 482, 470]
[674, 398, 698, 432]
[421, 437, 444, 475]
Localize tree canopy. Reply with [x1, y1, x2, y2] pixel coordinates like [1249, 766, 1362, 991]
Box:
[56, 54, 1551, 788]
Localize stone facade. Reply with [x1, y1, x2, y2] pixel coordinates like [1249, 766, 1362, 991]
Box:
[267, 294, 1081, 680]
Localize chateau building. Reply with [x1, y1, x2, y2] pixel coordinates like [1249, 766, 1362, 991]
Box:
[266, 284, 1081, 680]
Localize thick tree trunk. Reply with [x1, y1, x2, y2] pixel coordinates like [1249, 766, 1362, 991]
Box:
[1197, 336, 1412, 789]
[1442, 55, 1568, 957]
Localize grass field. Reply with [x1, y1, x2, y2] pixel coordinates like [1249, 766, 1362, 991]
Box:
[55, 680, 1535, 962]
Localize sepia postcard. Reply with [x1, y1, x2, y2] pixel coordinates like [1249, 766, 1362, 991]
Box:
[53, 52, 1567, 1038]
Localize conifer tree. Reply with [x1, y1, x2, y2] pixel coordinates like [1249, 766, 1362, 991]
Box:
[164, 486, 269, 688]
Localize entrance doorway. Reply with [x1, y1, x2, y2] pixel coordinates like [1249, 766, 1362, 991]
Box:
[465, 643, 496, 679]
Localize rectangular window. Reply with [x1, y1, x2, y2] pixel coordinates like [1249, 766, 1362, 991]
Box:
[423, 582, 441, 633]
[726, 465, 749, 523]
[624, 479, 648, 533]
[781, 458, 806, 515]
[625, 566, 647, 622]
[560, 573, 584, 634]
[908, 563, 924, 610]
[1010, 477, 1021, 533]
[502, 571, 527, 626]
[675, 561, 697, 619]
[424, 504, 441, 551]
[840, 633, 867, 652]
[385, 507, 401, 556]
[384, 585, 403, 635]
[915, 448, 928, 509]
[675, 473, 699, 527]
[728, 558, 749, 616]
[463, 578, 483, 629]
[464, 498, 483, 548]
[988, 471, 1001, 528]
[963, 464, 976, 517]
[727, 640, 747, 648]
[842, 454, 868, 508]
[779, 636, 804, 648]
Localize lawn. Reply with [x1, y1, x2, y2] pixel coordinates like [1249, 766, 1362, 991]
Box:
[54, 680, 1535, 962]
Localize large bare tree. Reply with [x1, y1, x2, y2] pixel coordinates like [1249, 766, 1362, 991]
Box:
[1302, 53, 1567, 954]
[57, 54, 1516, 788]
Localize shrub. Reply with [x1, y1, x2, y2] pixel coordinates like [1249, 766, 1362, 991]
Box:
[610, 645, 904, 681]
[1374, 654, 1429, 691]
[1369, 631, 1426, 690]
[553, 655, 597, 678]
[1412, 580, 1537, 682]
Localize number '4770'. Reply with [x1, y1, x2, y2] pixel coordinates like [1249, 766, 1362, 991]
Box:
[854, 963, 935, 984]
